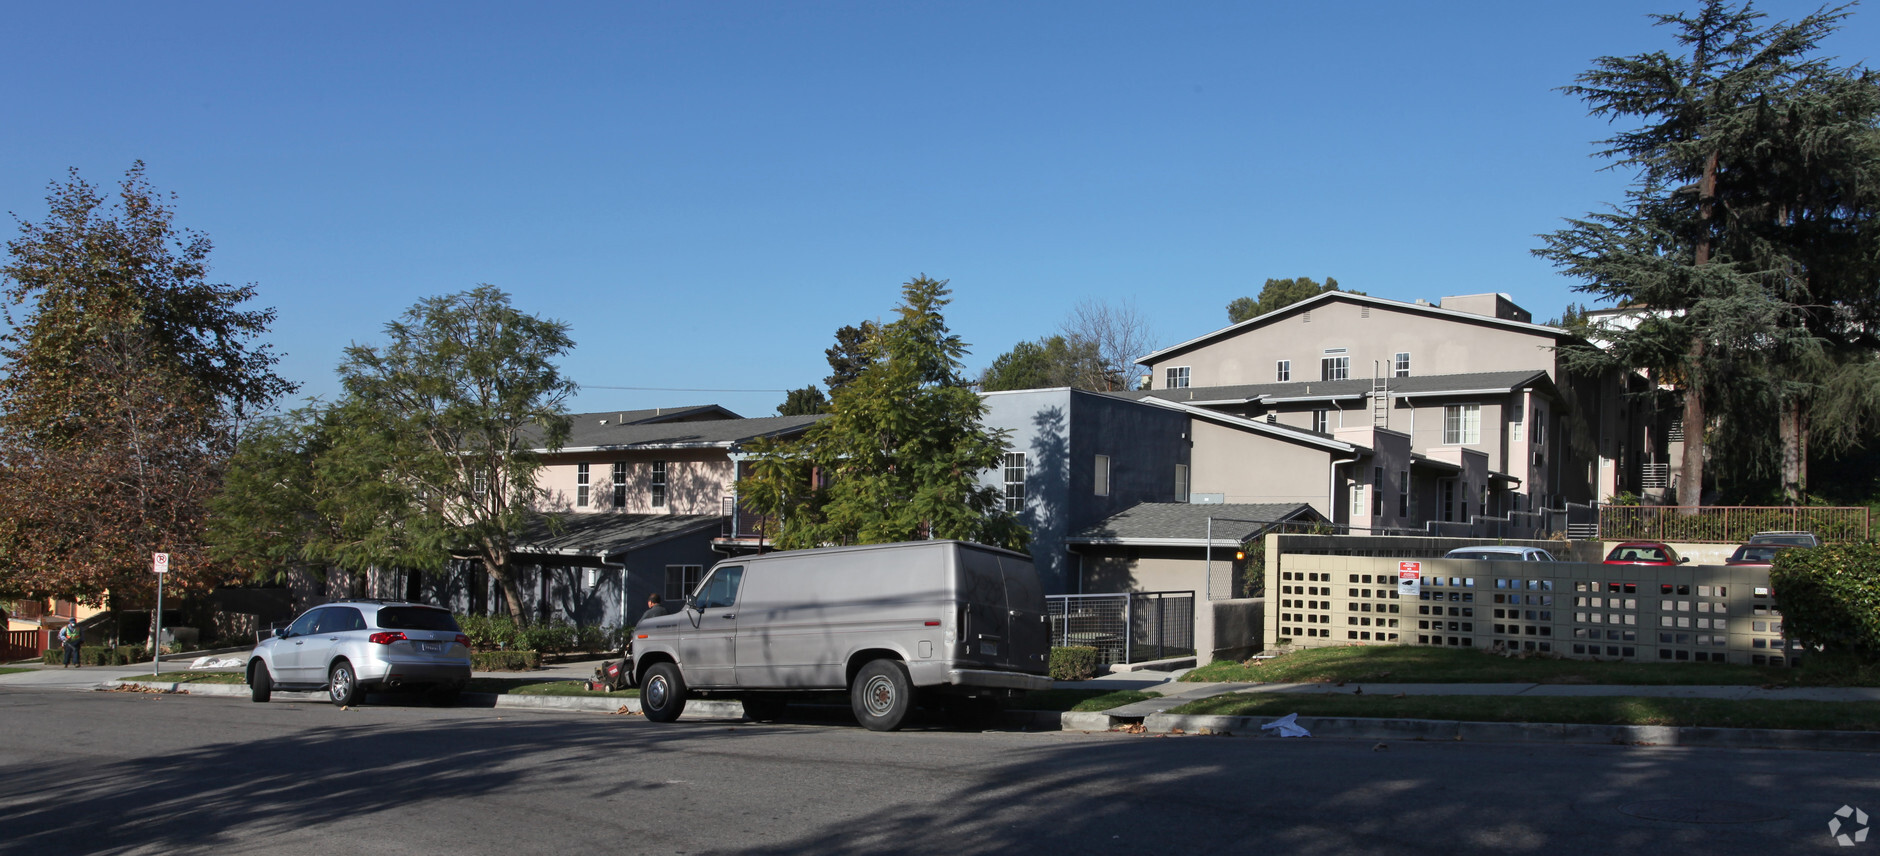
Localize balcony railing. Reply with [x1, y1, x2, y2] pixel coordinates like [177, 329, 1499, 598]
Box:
[1640, 463, 1671, 490]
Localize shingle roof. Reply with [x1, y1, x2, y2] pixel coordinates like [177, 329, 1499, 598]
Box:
[1111, 369, 1553, 405]
[557, 414, 825, 452]
[511, 512, 724, 560]
[1067, 502, 1326, 545]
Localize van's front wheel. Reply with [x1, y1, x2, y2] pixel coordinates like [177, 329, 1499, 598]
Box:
[642, 663, 687, 723]
[851, 659, 912, 732]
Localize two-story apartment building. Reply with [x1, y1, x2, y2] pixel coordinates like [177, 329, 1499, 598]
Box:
[1135, 291, 1644, 521]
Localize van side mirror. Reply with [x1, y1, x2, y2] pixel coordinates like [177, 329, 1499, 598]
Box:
[684, 595, 699, 611]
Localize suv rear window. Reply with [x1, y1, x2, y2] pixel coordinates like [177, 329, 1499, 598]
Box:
[375, 607, 460, 632]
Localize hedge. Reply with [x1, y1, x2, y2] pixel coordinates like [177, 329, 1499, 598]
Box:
[42, 645, 148, 666]
[1050, 646, 1100, 681]
[471, 650, 541, 671]
[1770, 540, 1880, 661]
[456, 615, 624, 655]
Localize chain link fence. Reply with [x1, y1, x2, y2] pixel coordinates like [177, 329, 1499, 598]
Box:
[1046, 591, 1195, 665]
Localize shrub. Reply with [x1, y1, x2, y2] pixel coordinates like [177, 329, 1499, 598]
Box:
[457, 615, 523, 652]
[43, 645, 148, 666]
[1770, 540, 1880, 661]
[471, 650, 540, 671]
[1049, 646, 1100, 681]
[520, 622, 578, 655]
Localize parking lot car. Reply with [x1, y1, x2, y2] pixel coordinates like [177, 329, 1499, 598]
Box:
[1725, 543, 1798, 566]
[1746, 530, 1821, 547]
[1602, 541, 1688, 566]
[247, 600, 472, 706]
[1443, 546, 1556, 561]
[628, 540, 1052, 732]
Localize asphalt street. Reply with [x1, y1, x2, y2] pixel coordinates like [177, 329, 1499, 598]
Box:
[1, 684, 1876, 855]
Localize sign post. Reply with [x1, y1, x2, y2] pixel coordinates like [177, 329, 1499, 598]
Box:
[1397, 560, 1422, 598]
[152, 553, 169, 677]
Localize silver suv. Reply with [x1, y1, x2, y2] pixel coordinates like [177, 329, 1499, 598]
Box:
[247, 600, 472, 706]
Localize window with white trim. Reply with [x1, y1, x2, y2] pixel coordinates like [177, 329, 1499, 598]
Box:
[1443, 404, 1481, 445]
[576, 463, 590, 507]
[664, 564, 703, 602]
[1002, 452, 1026, 512]
[1094, 455, 1111, 496]
[651, 460, 667, 508]
[1399, 470, 1410, 517]
[1166, 366, 1191, 389]
[1372, 466, 1384, 516]
[1312, 409, 1329, 433]
[1321, 348, 1349, 381]
[1533, 408, 1546, 444]
[1276, 360, 1290, 382]
[1510, 408, 1524, 443]
[1394, 352, 1411, 377]
[612, 461, 627, 508]
[1174, 464, 1189, 503]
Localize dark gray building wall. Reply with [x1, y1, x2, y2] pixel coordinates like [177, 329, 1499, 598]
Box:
[980, 389, 1190, 595]
[417, 532, 722, 629]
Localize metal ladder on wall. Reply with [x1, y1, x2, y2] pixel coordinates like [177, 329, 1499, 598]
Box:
[1371, 364, 1389, 428]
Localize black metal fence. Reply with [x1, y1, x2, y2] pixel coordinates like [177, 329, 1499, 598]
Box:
[1046, 591, 1195, 665]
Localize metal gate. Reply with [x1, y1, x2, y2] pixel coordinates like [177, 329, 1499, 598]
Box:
[1046, 591, 1195, 665]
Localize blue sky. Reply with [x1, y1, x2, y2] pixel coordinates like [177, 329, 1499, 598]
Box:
[3, 1, 1873, 416]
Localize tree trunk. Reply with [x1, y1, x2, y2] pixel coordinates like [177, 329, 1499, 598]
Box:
[491, 559, 528, 626]
[1779, 397, 1807, 504]
[1678, 339, 1706, 512]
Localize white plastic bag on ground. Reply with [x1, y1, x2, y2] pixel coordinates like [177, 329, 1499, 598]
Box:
[1261, 713, 1311, 737]
[189, 656, 244, 670]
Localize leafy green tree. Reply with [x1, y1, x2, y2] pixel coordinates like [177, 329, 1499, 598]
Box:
[1536, 0, 1877, 507]
[1226, 277, 1350, 324]
[743, 276, 1026, 551]
[0, 164, 291, 610]
[335, 286, 576, 622]
[824, 320, 880, 394]
[979, 335, 1101, 391]
[776, 385, 828, 416]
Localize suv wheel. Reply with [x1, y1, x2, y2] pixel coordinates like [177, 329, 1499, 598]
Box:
[329, 659, 361, 707]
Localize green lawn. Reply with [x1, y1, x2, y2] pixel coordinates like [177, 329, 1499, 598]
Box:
[0, 667, 33, 677]
[1183, 646, 1880, 687]
[1168, 692, 1880, 732]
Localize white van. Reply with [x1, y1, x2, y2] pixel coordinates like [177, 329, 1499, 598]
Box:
[627, 540, 1053, 731]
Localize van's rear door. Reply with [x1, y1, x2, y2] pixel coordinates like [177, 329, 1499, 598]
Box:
[955, 547, 1048, 675]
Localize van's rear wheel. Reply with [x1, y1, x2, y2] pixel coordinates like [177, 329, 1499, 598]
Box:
[851, 660, 912, 732]
[642, 663, 687, 723]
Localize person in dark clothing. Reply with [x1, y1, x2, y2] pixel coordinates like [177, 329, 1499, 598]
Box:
[638, 594, 671, 624]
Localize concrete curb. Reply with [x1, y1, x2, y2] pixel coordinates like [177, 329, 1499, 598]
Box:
[1047, 711, 1880, 753]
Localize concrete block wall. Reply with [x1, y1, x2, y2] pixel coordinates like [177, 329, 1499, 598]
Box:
[1263, 540, 1798, 666]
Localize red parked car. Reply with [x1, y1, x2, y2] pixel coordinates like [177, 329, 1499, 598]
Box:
[1603, 541, 1689, 566]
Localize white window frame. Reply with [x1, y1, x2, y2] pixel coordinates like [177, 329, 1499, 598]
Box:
[1276, 360, 1291, 382]
[1321, 348, 1349, 381]
[1394, 352, 1411, 378]
[1443, 404, 1481, 445]
[1510, 408, 1525, 443]
[1166, 366, 1191, 389]
[612, 461, 627, 508]
[1094, 454, 1111, 497]
[1312, 409, 1330, 433]
[1174, 463, 1189, 503]
[576, 462, 590, 507]
[664, 564, 703, 602]
[1002, 452, 1026, 512]
[651, 460, 667, 508]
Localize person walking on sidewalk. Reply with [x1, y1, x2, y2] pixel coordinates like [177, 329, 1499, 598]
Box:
[58, 620, 82, 668]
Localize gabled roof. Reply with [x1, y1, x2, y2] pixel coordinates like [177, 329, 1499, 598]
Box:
[1139, 291, 1572, 365]
[510, 512, 724, 563]
[555, 414, 824, 454]
[1114, 369, 1556, 407]
[569, 405, 741, 425]
[1067, 502, 1327, 547]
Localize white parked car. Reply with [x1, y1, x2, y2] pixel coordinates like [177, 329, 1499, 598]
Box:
[1443, 545, 1557, 562]
[248, 600, 472, 706]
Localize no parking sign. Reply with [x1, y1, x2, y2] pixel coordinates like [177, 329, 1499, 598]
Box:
[1397, 561, 1422, 597]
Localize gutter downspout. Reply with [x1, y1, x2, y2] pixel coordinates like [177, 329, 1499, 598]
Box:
[1330, 455, 1360, 526]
